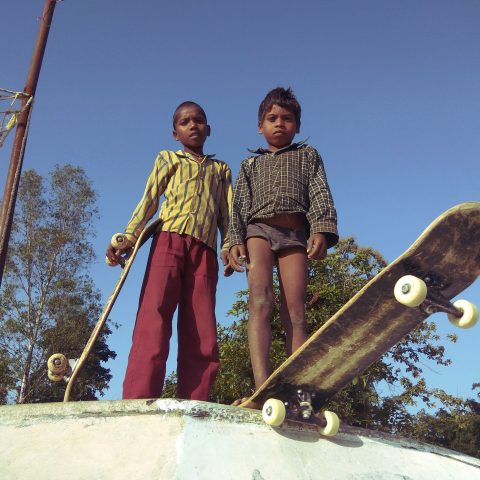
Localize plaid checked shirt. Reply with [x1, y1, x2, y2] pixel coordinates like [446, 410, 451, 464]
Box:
[228, 142, 338, 248]
[124, 150, 232, 252]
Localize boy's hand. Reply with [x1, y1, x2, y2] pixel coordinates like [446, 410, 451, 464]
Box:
[229, 244, 248, 272]
[220, 250, 234, 277]
[307, 233, 327, 260]
[105, 234, 134, 267]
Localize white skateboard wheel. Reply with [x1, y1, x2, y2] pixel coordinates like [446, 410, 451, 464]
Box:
[394, 275, 427, 307]
[448, 299, 479, 329]
[318, 410, 340, 436]
[262, 398, 286, 427]
[111, 233, 128, 250]
[47, 353, 68, 375]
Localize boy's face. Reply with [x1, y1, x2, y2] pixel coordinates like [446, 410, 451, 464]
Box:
[258, 104, 298, 152]
[173, 105, 210, 153]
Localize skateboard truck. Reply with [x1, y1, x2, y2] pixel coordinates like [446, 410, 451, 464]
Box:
[286, 389, 314, 420]
[394, 275, 479, 329]
[47, 353, 78, 382]
[105, 233, 133, 268]
[262, 388, 340, 436]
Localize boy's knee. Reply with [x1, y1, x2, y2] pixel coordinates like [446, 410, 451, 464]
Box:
[286, 307, 306, 328]
[249, 291, 274, 315]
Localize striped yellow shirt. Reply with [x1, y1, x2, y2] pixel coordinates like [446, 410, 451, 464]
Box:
[124, 150, 232, 252]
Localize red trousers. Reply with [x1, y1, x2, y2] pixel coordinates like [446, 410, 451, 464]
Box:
[122, 231, 219, 400]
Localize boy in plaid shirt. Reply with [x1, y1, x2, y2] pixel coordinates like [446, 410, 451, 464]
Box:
[228, 87, 338, 398]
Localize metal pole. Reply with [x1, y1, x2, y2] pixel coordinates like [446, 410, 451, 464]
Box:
[0, 0, 59, 287]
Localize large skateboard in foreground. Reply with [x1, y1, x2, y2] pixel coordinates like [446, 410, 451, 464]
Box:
[47, 219, 163, 401]
[240, 202, 480, 435]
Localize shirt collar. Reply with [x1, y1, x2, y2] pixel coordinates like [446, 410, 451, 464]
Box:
[176, 150, 216, 160]
[248, 138, 308, 156]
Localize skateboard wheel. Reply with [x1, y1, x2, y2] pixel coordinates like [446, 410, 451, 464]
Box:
[448, 300, 479, 329]
[111, 233, 127, 250]
[47, 353, 68, 375]
[394, 275, 427, 307]
[318, 410, 340, 437]
[48, 370, 65, 382]
[262, 398, 286, 427]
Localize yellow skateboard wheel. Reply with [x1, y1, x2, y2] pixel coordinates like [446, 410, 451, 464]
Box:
[111, 233, 128, 250]
[448, 299, 479, 329]
[318, 410, 340, 436]
[262, 398, 286, 427]
[47, 353, 68, 375]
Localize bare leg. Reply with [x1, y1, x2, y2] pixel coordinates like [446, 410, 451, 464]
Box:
[277, 247, 308, 356]
[246, 236, 275, 390]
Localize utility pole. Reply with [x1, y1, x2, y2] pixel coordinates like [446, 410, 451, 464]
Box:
[0, 0, 60, 287]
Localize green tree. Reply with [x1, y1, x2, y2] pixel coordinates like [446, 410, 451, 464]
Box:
[0, 348, 15, 403]
[401, 385, 480, 458]
[0, 166, 116, 403]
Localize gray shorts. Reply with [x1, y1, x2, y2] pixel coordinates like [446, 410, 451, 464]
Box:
[246, 222, 307, 253]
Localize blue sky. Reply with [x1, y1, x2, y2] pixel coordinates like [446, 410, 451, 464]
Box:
[1, 0, 479, 404]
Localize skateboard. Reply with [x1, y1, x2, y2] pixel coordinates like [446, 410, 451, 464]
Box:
[239, 202, 480, 436]
[47, 218, 163, 401]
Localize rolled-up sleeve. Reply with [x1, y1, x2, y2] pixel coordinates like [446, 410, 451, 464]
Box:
[306, 147, 339, 248]
[228, 161, 252, 248]
[218, 164, 233, 252]
[124, 152, 170, 244]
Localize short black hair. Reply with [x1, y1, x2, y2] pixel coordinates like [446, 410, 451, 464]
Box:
[258, 87, 301, 131]
[172, 101, 207, 128]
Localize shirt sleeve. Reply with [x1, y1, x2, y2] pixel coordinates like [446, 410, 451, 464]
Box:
[305, 147, 339, 248]
[218, 164, 233, 252]
[228, 160, 252, 248]
[124, 152, 171, 243]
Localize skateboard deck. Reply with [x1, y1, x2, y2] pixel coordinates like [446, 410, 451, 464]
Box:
[48, 218, 163, 401]
[239, 202, 480, 432]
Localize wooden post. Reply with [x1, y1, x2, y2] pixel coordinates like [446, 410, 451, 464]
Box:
[0, 0, 59, 287]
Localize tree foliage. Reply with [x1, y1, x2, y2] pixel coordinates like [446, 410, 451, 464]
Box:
[0, 166, 116, 403]
[402, 387, 480, 458]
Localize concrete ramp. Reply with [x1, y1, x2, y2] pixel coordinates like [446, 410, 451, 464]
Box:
[1, 399, 479, 479]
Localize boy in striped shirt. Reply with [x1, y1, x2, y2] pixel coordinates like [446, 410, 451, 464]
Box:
[106, 101, 232, 400]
